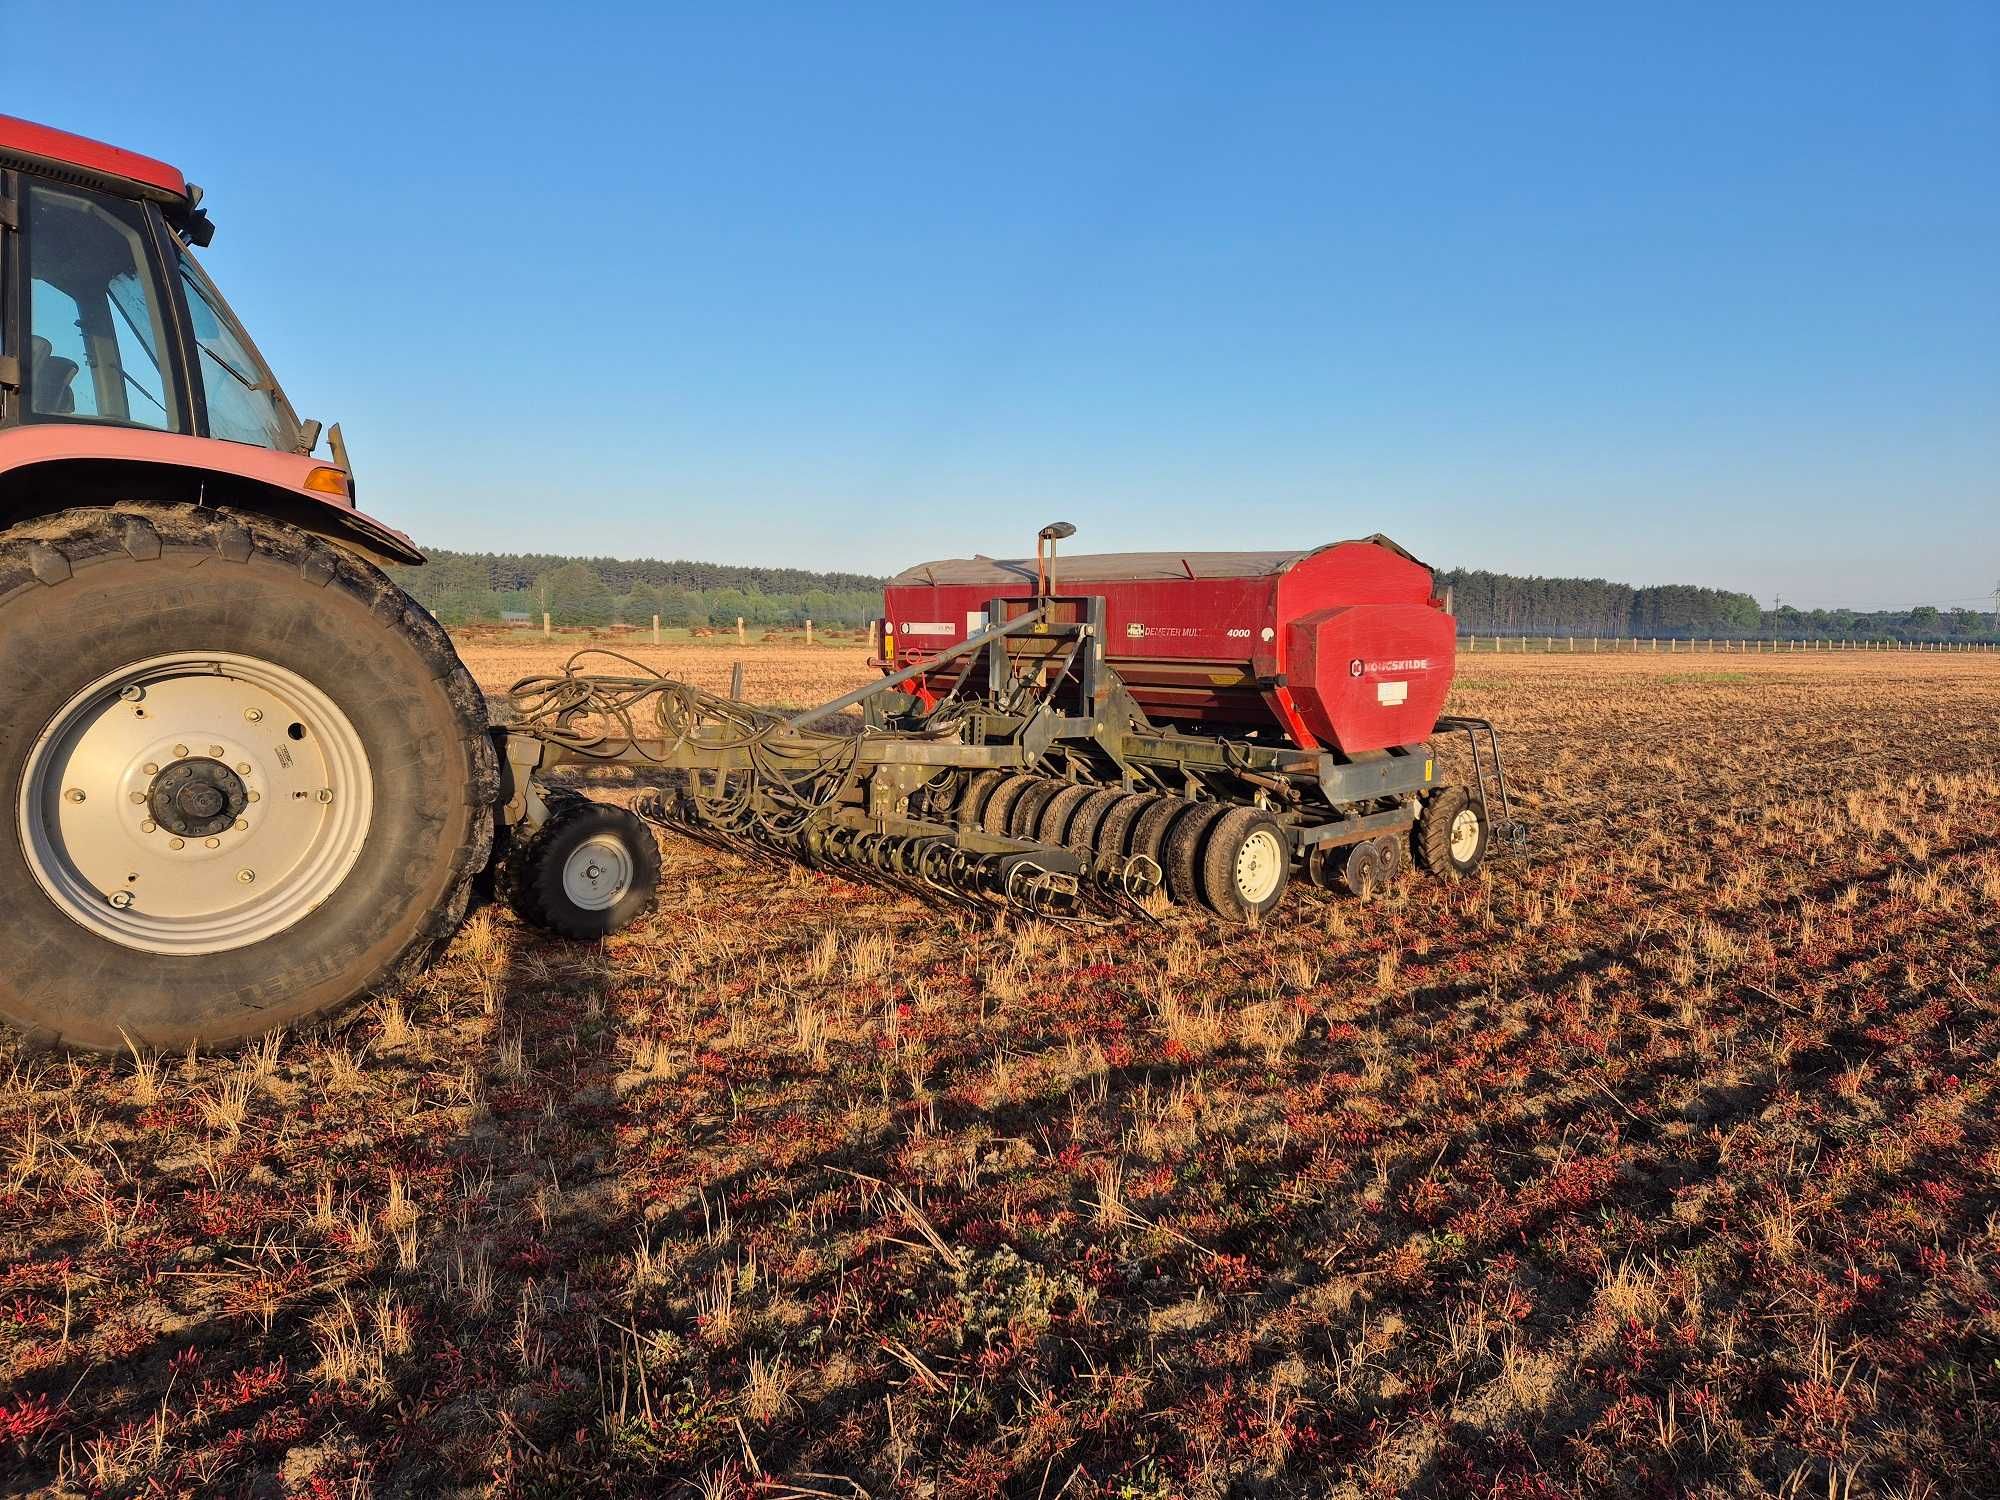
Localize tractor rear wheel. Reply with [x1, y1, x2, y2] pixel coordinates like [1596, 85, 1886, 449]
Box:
[1415, 786, 1488, 877]
[0, 506, 497, 1051]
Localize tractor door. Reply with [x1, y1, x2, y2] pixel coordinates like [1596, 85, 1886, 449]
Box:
[12, 176, 184, 432]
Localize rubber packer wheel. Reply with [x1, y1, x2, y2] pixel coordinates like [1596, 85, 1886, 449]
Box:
[1415, 786, 1489, 877]
[1009, 778, 1063, 839]
[980, 774, 1036, 836]
[1064, 788, 1124, 862]
[504, 799, 660, 939]
[1162, 802, 1227, 907]
[1036, 784, 1094, 846]
[1089, 794, 1151, 873]
[0, 505, 497, 1051]
[1126, 797, 1183, 875]
[1199, 806, 1291, 922]
[957, 770, 1006, 831]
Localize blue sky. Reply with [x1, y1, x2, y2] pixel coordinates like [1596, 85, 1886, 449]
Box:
[6, 3, 1995, 607]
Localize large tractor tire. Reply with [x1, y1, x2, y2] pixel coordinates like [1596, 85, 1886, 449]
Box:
[0, 505, 497, 1051]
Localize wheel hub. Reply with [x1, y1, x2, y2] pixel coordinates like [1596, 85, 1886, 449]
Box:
[148, 758, 247, 838]
[562, 835, 633, 911]
[18, 652, 374, 955]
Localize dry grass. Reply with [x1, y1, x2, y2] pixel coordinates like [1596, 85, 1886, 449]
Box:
[4, 643, 1999, 1496]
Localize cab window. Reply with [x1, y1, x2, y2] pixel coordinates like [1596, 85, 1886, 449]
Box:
[23, 181, 178, 430]
[177, 249, 300, 451]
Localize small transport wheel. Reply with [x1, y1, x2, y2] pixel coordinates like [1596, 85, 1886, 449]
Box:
[0, 505, 495, 1051]
[1340, 841, 1384, 899]
[1415, 786, 1489, 877]
[505, 799, 660, 939]
[1199, 806, 1291, 922]
[1162, 802, 1227, 906]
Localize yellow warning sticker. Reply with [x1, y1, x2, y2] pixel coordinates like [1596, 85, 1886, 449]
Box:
[1424, 759, 1434, 782]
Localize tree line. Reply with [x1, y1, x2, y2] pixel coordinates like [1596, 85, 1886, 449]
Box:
[388, 547, 1996, 642]
[389, 550, 882, 630]
[1437, 568, 1995, 642]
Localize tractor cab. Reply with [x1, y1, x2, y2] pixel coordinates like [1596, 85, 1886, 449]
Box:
[1, 117, 303, 451]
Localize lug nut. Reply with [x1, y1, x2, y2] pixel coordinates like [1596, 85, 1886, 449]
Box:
[140, 820, 157, 833]
[129, 791, 146, 805]
[143, 762, 159, 776]
[204, 837, 221, 848]
[247, 791, 261, 803]
[237, 869, 256, 884]
[234, 819, 248, 831]
[108, 890, 134, 909]
[119, 685, 145, 702]
[208, 744, 225, 758]
[64, 788, 85, 803]
[244, 708, 263, 722]
[173, 744, 188, 758]
[236, 762, 252, 775]
[169, 837, 185, 850]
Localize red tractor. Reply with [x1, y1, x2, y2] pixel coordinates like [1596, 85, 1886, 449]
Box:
[0, 118, 501, 1050]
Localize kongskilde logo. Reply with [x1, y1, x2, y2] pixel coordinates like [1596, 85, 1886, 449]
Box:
[1368, 658, 1434, 673]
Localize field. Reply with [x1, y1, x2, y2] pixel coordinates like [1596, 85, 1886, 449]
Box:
[4, 645, 1998, 1498]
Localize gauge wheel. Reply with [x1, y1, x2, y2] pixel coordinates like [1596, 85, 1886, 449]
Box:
[0, 505, 496, 1051]
[504, 798, 660, 938]
[1415, 786, 1488, 877]
[1199, 806, 1292, 922]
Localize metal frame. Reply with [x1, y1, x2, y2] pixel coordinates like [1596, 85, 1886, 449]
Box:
[496, 592, 1511, 919]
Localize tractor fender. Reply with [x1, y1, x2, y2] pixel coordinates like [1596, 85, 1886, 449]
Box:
[0, 426, 423, 568]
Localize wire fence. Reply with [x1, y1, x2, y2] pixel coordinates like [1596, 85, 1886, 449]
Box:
[1458, 635, 1999, 654]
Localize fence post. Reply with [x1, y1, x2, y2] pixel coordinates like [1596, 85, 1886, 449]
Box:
[806, 619, 814, 645]
[542, 611, 551, 639]
[652, 613, 661, 646]
[737, 616, 746, 645]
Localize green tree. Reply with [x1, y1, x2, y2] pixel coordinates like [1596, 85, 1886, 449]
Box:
[537, 562, 615, 627]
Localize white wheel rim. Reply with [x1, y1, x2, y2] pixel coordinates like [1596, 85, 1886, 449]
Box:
[562, 834, 633, 911]
[18, 652, 374, 955]
[1234, 827, 1285, 905]
[1449, 806, 1482, 862]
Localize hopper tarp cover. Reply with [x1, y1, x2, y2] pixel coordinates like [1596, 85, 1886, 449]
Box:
[888, 534, 1429, 588]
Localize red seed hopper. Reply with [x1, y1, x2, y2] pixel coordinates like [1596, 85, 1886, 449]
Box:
[882, 536, 1457, 754]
